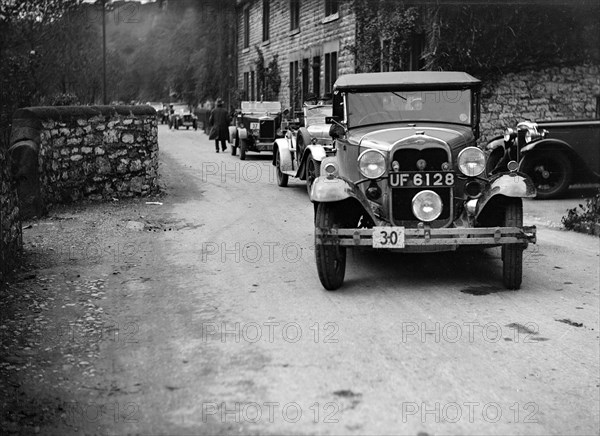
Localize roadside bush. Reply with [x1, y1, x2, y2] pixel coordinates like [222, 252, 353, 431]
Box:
[51, 92, 80, 106]
[561, 189, 600, 234]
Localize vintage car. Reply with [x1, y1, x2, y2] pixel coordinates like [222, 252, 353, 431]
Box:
[312, 71, 537, 291]
[273, 103, 334, 194]
[486, 118, 600, 199]
[232, 101, 283, 160]
[169, 103, 198, 130]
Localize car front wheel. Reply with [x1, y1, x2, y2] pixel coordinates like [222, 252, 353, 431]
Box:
[275, 149, 288, 187]
[315, 203, 346, 290]
[521, 151, 572, 199]
[502, 199, 523, 290]
[306, 155, 320, 196]
[232, 135, 238, 156]
[240, 139, 247, 160]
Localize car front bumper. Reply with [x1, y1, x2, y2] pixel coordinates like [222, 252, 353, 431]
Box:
[315, 225, 537, 249]
[251, 141, 274, 152]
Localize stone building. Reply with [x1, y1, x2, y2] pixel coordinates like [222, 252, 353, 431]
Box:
[236, 0, 356, 109]
[235, 1, 599, 140]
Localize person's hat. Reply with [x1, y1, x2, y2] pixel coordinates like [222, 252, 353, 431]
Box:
[216, 98, 224, 106]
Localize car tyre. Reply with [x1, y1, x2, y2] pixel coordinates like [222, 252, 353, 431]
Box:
[240, 139, 247, 160]
[521, 151, 572, 199]
[315, 203, 346, 291]
[502, 199, 523, 290]
[306, 154, 320, 196]
[276, 149, 288, 187]
[232, 136, 238, 156]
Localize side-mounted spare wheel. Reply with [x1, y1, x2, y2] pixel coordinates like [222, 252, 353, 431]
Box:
[315, 202, 346, 290]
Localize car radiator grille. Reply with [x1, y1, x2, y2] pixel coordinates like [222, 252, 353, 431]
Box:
[391, 148, 452, 226]
[259, 120, 275, 139]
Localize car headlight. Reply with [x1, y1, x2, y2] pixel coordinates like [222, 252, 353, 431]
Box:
[412, 190, 442, 222]
[358, 149, 386, 179]
[517, 121, 543, 144]
[503, 127, 517, 142]
[457, 146, 485, 177]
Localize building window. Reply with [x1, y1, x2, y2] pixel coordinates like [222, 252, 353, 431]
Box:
[243, 7, 250, 48]
[324, 51, 338, 96]
[289, 60, 300, 111]
[302, 58, 309, 101]
[312, 56, 321, 98]
[325, 0, 338, 17]
[290, 0, 300, 31]
[243, 72, 250, 100]
[251, 71, 255, 101]
[402, 33, 425, 71]
[262, 0, 270, 42]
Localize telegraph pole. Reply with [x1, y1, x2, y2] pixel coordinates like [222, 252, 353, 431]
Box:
[102, 0, 107, 105]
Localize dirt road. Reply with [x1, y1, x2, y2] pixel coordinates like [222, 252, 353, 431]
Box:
[2, 125, 598, 435]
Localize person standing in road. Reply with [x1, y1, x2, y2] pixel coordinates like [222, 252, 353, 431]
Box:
[209, 98, 230, 153]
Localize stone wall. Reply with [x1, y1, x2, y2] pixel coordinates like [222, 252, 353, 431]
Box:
[237, 0, 356, 106]
[0, 143, 22, 280]
[480, 64, 600, 142]
[10, 106, 158, 210]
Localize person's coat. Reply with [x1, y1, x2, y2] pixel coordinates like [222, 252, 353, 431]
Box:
[209, 107, 230, 141]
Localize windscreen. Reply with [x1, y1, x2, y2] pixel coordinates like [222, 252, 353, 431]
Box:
[304, 105, 332, 127]
[241, 101, 281, 113]
[346, 89, 472, 128]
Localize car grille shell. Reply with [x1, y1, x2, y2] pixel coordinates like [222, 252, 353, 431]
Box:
[259, 119, 275, 139]
[389, 145, 453, 227]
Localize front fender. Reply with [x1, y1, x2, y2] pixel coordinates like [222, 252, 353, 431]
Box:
[311, 176, 352, 203]
[485, 135, 506, 152]
[297, 144, 328, 178]
[520, 138, 571, 154]
[476, 172, 536, 216]
[228, 126, 237, 143]
[272, 138, 293, 172]
[311, 175, 379, 224]
[237, 127, 248, 140]
[304, 144, 327, 162]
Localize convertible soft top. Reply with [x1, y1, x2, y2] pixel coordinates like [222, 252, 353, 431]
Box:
[334, 71, 481, 91]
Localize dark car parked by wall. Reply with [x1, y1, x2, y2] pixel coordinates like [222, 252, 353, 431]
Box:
[487, 117, 600, 199]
